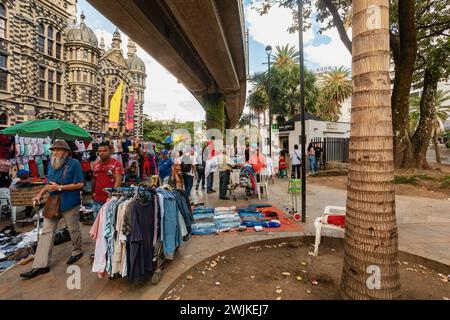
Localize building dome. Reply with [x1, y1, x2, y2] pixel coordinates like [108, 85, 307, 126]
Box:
[66, 12, 98, 47]
[127, 55, 146, 72]
[126, 40, 145, 72]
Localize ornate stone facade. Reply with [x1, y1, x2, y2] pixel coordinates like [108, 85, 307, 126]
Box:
[0, 0, 146, 139]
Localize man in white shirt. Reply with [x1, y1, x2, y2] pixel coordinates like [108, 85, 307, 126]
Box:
[193, 144, 205, 190]
[180, 146, 197, 197]
[290, 144, 302, 179]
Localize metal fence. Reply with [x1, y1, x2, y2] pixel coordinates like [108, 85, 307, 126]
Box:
[311, 137, 349, 168]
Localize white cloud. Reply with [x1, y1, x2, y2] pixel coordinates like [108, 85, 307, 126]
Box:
[304, 27, 352, 68]
[93, 29, 205, 122]
[245, 2, 316, 50]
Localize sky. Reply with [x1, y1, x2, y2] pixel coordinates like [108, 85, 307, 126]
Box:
[78, 0, 351, 122]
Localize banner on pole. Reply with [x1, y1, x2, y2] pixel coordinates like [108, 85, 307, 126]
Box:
[126, 91, 135, 131]
[108, 81, 124, 129]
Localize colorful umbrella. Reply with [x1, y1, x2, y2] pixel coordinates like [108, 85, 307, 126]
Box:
[1, 119, 92, 141]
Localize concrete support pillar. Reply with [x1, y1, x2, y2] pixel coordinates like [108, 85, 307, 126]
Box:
[204, 93, 225, 133]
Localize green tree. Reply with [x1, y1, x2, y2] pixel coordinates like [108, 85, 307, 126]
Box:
[316, 66, 352, 121]
[271, 44, 300, 68]
[410, 90, 450, 163]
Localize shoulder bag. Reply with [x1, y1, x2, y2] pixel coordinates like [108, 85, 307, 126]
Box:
[43, 165, 68, 219]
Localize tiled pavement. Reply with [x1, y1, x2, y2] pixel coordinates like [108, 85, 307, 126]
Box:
[0, 175, 449, 299]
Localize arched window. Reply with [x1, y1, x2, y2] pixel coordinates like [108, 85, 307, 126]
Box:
[47, 26, 53, 39]
[0, 113, 7, 126]
[83, 50, 88, 62]
[55, 32, 62, 59]
[0, 4, 6, 39]
[38, 23, 45, 53]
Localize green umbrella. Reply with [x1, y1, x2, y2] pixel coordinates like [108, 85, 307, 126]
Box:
[1, 119, 92, 141]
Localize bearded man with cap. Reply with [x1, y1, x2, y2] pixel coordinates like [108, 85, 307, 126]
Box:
[20, 140, 85, 280]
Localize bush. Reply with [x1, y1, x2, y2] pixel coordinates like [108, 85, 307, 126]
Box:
[446, 140, 450, 148]
[310, 170, 348, 177]
[441, 177, 450, 189]
[394, 176, 418, 184]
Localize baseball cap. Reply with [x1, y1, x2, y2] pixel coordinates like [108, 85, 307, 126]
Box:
[17, 169, 30, 177]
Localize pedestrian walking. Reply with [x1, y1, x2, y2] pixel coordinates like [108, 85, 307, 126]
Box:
[20, 140, 84, 280]
[290, 144, 301, 179]
[307, 143, 316, 175]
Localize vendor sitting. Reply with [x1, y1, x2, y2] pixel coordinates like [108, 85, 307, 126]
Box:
[125, 161, 140, 185]
[10, 169, 33, 190]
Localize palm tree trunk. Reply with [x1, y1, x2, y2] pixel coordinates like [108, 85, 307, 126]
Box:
[433, 130, 441, 164]
[337, 0, 401, 300]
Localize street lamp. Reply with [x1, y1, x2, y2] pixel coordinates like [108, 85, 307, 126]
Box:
[297, 0, 306, 222]
[265, 45, 272, 156]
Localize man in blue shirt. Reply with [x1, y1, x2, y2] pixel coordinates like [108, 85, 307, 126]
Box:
[20, 140, 85, 280]
[158, 149, 174, 185]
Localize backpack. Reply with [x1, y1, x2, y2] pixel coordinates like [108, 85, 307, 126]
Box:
[180, 155, 192, 173]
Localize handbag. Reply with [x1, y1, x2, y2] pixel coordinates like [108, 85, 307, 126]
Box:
[43, 165, 68, 219]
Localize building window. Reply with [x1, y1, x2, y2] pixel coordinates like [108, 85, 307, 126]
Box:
[39, 67, 45, 79]
[0, 71, 7, 90]
[88, 90, 93, 103]
[56, 72, 62, 84]
[0, 53, 6, 68]
[56, 32, 61, 42]
[48, 70, 54, 82]
[0, 4, 6, 39]
[38, 24, 45, 53]
[47, 26, 53, 39]
[48, 82, 53, 100]
[77, 50, 82, 60]
[39, 80, 45, 98]
[47, 39, 53, 56]
[56, 85, 61, 102]
[72, 88, 77, 102]
[83, 73, 87, 83]
[0, 113, 7, 126]
[56, 43, 61, 59]
[91, 53, 95, 63]
[77, 71, 81, 82]
[83, 50, 88, 62]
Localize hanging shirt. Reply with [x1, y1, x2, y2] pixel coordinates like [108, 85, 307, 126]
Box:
[92, 158, 124, 203]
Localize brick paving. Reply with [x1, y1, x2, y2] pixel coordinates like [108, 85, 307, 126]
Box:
[0, 175, 449, 299]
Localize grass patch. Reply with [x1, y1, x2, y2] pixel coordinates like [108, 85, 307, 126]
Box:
[440, 176, 450, 189]
[394, 176, 418, 184]
[310, 170, 348, 177]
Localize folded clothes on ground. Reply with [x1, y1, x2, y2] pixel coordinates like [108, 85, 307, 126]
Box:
[0, 260, 16, 272]
[239, 212, 265, 219]
[248, 204, 272, 209]
[193, 212, 214, 220]
[242, 220, 267, 227]
[213, 214, 239, 220]
[216, 221, 241, 229]
[265, 219, 281, 228]
[215, 206, 236, 212]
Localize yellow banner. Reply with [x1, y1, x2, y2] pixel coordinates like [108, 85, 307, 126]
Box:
[108, 81, 124, 129]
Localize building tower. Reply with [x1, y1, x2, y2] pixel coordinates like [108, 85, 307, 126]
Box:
[126, 39, 146, 139]
[65, 12, 100, 131]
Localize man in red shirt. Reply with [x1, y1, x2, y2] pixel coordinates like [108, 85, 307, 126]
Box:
[91, 141, 124, 219]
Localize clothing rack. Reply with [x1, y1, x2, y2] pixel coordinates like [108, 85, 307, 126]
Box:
[90, 184, 193, 284]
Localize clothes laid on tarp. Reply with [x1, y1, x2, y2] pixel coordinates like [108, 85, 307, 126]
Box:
[89, 187, 192, 282]
[191, 205, 282, 234]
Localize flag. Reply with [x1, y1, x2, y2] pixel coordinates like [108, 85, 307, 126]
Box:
[108, 81, 124, 129]
[126, 91, 135, 131]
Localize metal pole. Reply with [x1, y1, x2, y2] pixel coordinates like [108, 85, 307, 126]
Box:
[298, 0, 306, 222]
[268, 53, 272, 157]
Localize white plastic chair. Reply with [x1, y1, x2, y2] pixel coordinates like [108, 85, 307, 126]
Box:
[313, 206, 346, 256]
[255, 172, 269, 200]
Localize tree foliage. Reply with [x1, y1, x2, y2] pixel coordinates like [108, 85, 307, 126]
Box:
[143, 118, 199, 150]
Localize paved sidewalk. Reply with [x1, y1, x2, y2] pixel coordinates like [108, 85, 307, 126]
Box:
[0, 176, 449, 299]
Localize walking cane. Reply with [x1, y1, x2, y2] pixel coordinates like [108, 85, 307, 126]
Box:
[32, 199, 40, 243]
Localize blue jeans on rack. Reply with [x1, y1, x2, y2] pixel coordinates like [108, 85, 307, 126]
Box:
[162, 195, 180, 260]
